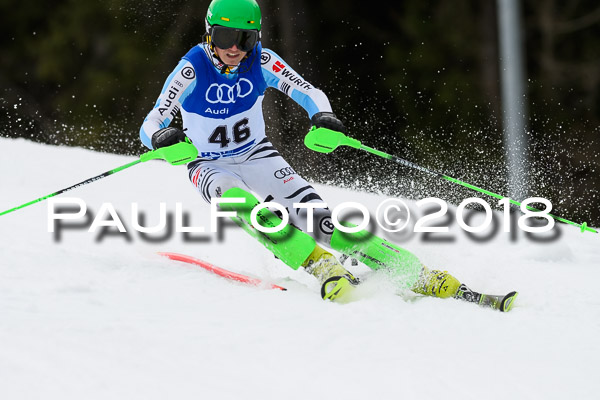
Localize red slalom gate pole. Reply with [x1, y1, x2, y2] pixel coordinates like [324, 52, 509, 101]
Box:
[159, 252, 287, 291]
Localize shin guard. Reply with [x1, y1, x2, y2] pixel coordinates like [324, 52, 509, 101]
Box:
[220, 188, 316, 269]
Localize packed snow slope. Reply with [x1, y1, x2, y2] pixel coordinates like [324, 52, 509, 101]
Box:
[1, 137, 599, 400]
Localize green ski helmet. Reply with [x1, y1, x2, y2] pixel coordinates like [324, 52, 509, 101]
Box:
[206, 0, 262, 31]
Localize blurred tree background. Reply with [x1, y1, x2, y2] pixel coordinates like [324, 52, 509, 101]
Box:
[1, 0, 599, 225]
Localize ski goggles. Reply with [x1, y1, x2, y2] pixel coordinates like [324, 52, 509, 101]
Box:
[210, 25, 259, 52]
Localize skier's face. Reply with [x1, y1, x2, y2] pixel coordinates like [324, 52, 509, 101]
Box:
[214, 44, 248, 66]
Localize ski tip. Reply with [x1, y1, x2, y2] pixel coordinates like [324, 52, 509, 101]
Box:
[500, 291, 518, 312]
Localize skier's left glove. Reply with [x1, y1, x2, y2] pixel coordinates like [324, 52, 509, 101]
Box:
[151, 127, 187, 150]
[311, 112, 346, 134]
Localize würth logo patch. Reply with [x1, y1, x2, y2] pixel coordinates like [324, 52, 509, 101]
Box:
[273, 61, 285, 73]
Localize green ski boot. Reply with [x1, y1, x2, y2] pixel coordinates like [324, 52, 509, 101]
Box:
[303, 245, 359, 303]
[413, 267, 518, 311]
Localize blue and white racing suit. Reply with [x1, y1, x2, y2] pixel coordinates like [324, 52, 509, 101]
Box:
[140, 43, 336, 244]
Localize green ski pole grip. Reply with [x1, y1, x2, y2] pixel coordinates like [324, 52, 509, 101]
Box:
[304, 127, 361, 153]
[140, 140, 198, 165]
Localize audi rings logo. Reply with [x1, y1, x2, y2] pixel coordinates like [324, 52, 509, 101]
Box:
[273, 167, 296, 179]
[206, 78, 253, 104]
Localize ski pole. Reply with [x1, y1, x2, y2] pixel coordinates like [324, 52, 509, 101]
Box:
[304, 127, 597, 234]
[0, 141, 198, 217]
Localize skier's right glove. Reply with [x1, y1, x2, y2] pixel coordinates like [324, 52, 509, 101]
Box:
[151, 127, 187, 150]
[311, 112, 346, 134]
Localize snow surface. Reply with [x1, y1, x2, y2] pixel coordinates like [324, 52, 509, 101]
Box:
[1, 137, 599, 400]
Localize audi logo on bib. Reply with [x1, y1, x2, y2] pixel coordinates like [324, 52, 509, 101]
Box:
[273, 167, 296, 179]
[205, 78, 254, 104]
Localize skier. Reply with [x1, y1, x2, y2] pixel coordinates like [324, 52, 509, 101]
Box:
[140, 0, 517, 310]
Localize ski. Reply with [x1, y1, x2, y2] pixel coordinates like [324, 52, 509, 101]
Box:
[456, 284, 518, 312]
[159, 252, 287, 291]
[160, 252, 517, 311]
